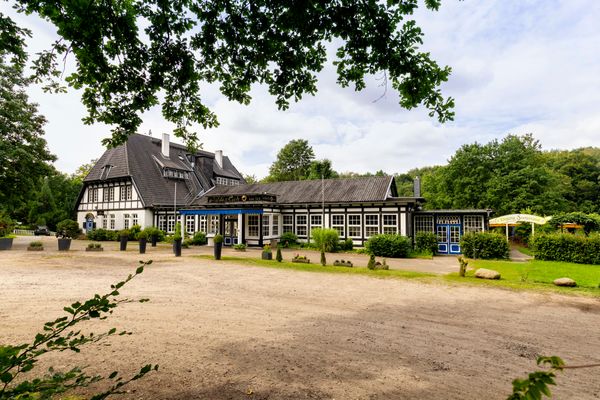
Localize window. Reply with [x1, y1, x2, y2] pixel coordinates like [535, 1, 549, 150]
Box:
[272, 215, 279, 236]
[186, 215, 195, 234]
[282, 215, 294, 233]
[437, 215, 460, 225]
[102, 216, 107, 229]
[124, 214, 130, 230]
[109, 214, 115, 230]
[463, 215, 483, 233]
[248, 215, 259, 237]
[382, 214, 398, 234]
[103, 188, 109, 202]
[331, 214, 345, 237]
[295, 214, 307, 237]
[262, 215, 270, 237]
[414, 215, 434, 234]
[216, 177, 240, 186]
[87, 188, 98, 202]
[198, 215, 207, 233]
[348, 214, 361, 238]
[209, 215, 219, 234]
[158, 215, 166, 232]
[167, 215, 175, 233]
[132, 213, 138, 226]
[100, 165, 112, 180]
[365, 214, 379, 237]
[310, 215, 322, 228]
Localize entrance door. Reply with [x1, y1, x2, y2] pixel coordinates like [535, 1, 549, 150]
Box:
[224, 219, 238, 246]
[437, 224, 461, 254]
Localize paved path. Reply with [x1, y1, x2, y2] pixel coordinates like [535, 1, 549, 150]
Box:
[510, 247, 533, 262]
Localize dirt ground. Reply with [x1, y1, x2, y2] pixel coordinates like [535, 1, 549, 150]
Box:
[1, 237, 599, 399]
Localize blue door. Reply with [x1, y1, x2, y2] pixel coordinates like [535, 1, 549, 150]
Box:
[437, 224, 461, 254]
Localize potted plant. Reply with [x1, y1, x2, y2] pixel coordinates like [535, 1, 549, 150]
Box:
[262, 244, 272, 260]
[118, 229, 130, 251]
[27, 241, 44, 251]
[0, 213, 15, 251]
[138, 230, 148, 254]
[149, 227, 160, 247]
[173, 222, 182, 257]
[56, 219, 81, 251]
[213, 234, 223, 260]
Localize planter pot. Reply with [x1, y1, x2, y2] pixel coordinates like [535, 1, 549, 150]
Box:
[292, 258, 310, 264]
[139, 238, 147, 254]
[261, 251, 273, 260]
[119, 236, 128, 251]
[85, 248, 104, 252]
[58, 238, 72, 251]
[151, 234, 158, 247]
[27, 247, 44, 251]
[214, 242, 222, 260]
[0, 238, 13, 251]
[173, 238, 182, 257]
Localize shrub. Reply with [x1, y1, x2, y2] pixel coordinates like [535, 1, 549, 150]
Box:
[460, 232, 509, 260]
[213, 234, 223, 244]
[338, 238, 354, 251]
[56, 219, 82, 239]
[365, 234, 412, 258]
[173, 223, 182, 241]
[367, 254, 376, 269]
[0, 213, 15, 237]
[144, 227, 165, 242]
[531, 233, 600, 265]
[118, 229, 130, 239]
[263, 244, 272, 253]
[415, 232, 438, 255]
[311, 228, 339, 252]
[233, 243, 246, 251]
[279, 232, 298, 247]
[182, 238, 192, 248]
[88, 228, 118, 241]
[29, 241, 43, 248]
[190, 231, 207, 245]
[276, 247, 282, 262]
[129, 224, 142, 240]
[137, 230, 148, 240]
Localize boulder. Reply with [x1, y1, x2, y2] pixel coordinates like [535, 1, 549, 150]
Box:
[553, 277, 577, 287]
[474, 268, 501, 280]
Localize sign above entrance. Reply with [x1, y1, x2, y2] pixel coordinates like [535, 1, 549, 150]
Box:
[207, 193, 277, 204]
[489, 214, 550, 226]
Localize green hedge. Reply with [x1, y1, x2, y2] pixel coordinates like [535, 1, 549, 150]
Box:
[311, 228, 339, 252]
[414, 232, 438, 255]
[460, 232, 509, 260]
[531, 233, 600, 265]
[87, 228, 119, 241]
[365, 234, 412, 258]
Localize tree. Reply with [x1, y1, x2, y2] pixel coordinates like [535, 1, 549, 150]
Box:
[72, 159, 98, 182]
[266, 139, 315, 182]
[2, 1, 454, 147]
[0, 58, 55, 218]
[307, 159, 339, 180]
[242, 174, 258, 184]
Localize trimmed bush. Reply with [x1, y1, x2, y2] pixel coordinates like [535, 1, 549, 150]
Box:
[129, 224, 142, 240]
[531, 233, 600, 265]
[338, 238, 353, 251]
[460, 232, 509, 260]
[311, 228, 339, 252]
[144, 227, 165, 242]
[415, 232, 438, 255]
[0, 213, 15, 237]
[56, 219, 82, 239]
[88, 229, 119, 241]
[365, 234, 412, 258]
[190, 231, 208, 245]
[279, 232, 298, 247]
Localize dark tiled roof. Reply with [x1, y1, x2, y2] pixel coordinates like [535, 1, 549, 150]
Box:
[194, 176, 404, 205]
[84, 134, 243, 207]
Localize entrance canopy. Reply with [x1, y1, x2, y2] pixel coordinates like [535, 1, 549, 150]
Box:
[179, 209, 263, 215]
[489, 214, 550, 226]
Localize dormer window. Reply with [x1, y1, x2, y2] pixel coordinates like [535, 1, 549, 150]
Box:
[163, 168, 189, 180]
[100, 165, 112, 180]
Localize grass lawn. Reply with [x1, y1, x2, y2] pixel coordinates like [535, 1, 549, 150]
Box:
[445, 259, 600, 297]
[194, 255, 435, 280]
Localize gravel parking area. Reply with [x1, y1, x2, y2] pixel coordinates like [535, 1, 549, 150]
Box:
[1, 236, 599, 399]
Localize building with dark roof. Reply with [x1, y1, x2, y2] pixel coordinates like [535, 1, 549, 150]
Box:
[76, 134, 490, 254]
[76, 133, 244, 233]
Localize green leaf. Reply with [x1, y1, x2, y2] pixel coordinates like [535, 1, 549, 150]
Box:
[0, 372, 12, 383]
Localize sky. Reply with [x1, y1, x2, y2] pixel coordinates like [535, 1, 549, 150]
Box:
[6, 0, 600, 178]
